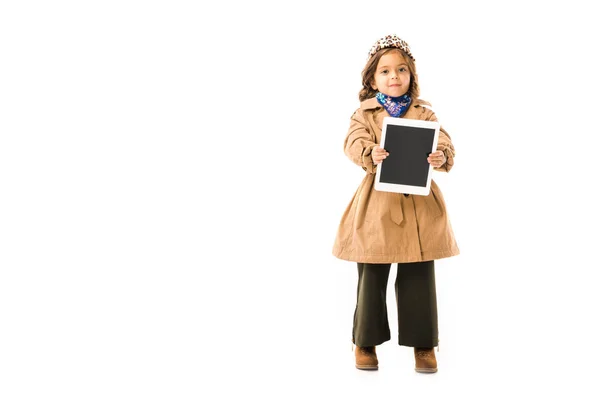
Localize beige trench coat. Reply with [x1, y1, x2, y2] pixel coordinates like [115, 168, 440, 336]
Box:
[332, 97, 460, 263]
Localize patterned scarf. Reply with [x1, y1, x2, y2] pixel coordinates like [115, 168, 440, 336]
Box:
[376, 92, 412, 118]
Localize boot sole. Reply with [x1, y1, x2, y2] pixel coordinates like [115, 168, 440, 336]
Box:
[356, 364, 378, 370]
[415, 368, 438, 373]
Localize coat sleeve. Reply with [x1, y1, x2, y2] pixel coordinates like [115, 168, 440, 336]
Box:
[343, 109, 378, 174]
[426, 111, 456, 173]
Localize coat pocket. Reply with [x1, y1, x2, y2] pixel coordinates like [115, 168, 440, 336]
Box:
[425, 188, 443, 218]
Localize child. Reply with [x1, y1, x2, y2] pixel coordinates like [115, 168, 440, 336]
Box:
[332, 34, 460, 373]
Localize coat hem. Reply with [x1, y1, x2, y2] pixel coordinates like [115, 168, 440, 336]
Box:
[332, 245, 460, 264]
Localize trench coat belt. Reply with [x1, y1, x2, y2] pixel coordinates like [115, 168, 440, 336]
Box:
[389, 192, 442, 226]
[390, 193, 404, 225]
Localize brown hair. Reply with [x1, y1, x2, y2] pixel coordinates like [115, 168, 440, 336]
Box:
[358, 48, 420, 102]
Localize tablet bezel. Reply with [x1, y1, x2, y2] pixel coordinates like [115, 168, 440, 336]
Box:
[374, 117, 440, 196]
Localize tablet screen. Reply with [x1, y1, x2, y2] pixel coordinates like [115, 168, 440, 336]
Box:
[380, 124, 436, 187]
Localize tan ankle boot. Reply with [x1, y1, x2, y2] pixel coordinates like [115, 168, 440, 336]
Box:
[354, 345, 378, 370]
[414, 347, 437, 373]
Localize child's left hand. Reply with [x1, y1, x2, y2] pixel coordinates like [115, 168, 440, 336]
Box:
[427, 151, 446, 168]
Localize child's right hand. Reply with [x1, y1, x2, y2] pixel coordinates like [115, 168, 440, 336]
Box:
[372, 146, 389, 165]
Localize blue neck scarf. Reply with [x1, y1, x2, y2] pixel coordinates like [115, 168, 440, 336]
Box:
[376, 92, 412, 118]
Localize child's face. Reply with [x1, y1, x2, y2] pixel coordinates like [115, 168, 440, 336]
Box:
[371, 50, 411, 98]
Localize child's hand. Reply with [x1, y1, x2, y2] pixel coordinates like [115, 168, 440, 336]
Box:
[372, 146, 389, 165]
[427, 151, 446, 168]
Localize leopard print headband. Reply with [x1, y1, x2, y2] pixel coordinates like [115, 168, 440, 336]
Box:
[367, 34, 415, 62]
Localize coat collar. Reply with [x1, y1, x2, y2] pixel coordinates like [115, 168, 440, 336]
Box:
[360, 97, 382, 110]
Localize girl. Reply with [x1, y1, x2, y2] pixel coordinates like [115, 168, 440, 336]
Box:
[332, 34, 459, 373]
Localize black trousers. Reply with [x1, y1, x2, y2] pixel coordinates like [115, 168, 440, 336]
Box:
[352, 261, 438, 348]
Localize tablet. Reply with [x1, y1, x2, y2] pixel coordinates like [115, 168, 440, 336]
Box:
[374, 117, 440, 196]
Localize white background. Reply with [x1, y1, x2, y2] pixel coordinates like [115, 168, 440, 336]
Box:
[1, 1, 600, 399]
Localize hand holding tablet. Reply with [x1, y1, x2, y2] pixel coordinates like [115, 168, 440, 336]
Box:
[372, 146, 389, 164]
[427, 150, 446, 168]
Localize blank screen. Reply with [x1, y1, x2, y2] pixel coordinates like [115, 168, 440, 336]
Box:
[380, 125, 435, 187]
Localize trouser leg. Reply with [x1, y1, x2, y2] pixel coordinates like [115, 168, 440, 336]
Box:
[395, 260, 439, 348]
[352, 263, 391, 347]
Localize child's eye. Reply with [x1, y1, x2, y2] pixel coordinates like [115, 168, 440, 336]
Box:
[399, 67, 407, 72]
[381, 70, 388, 74]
